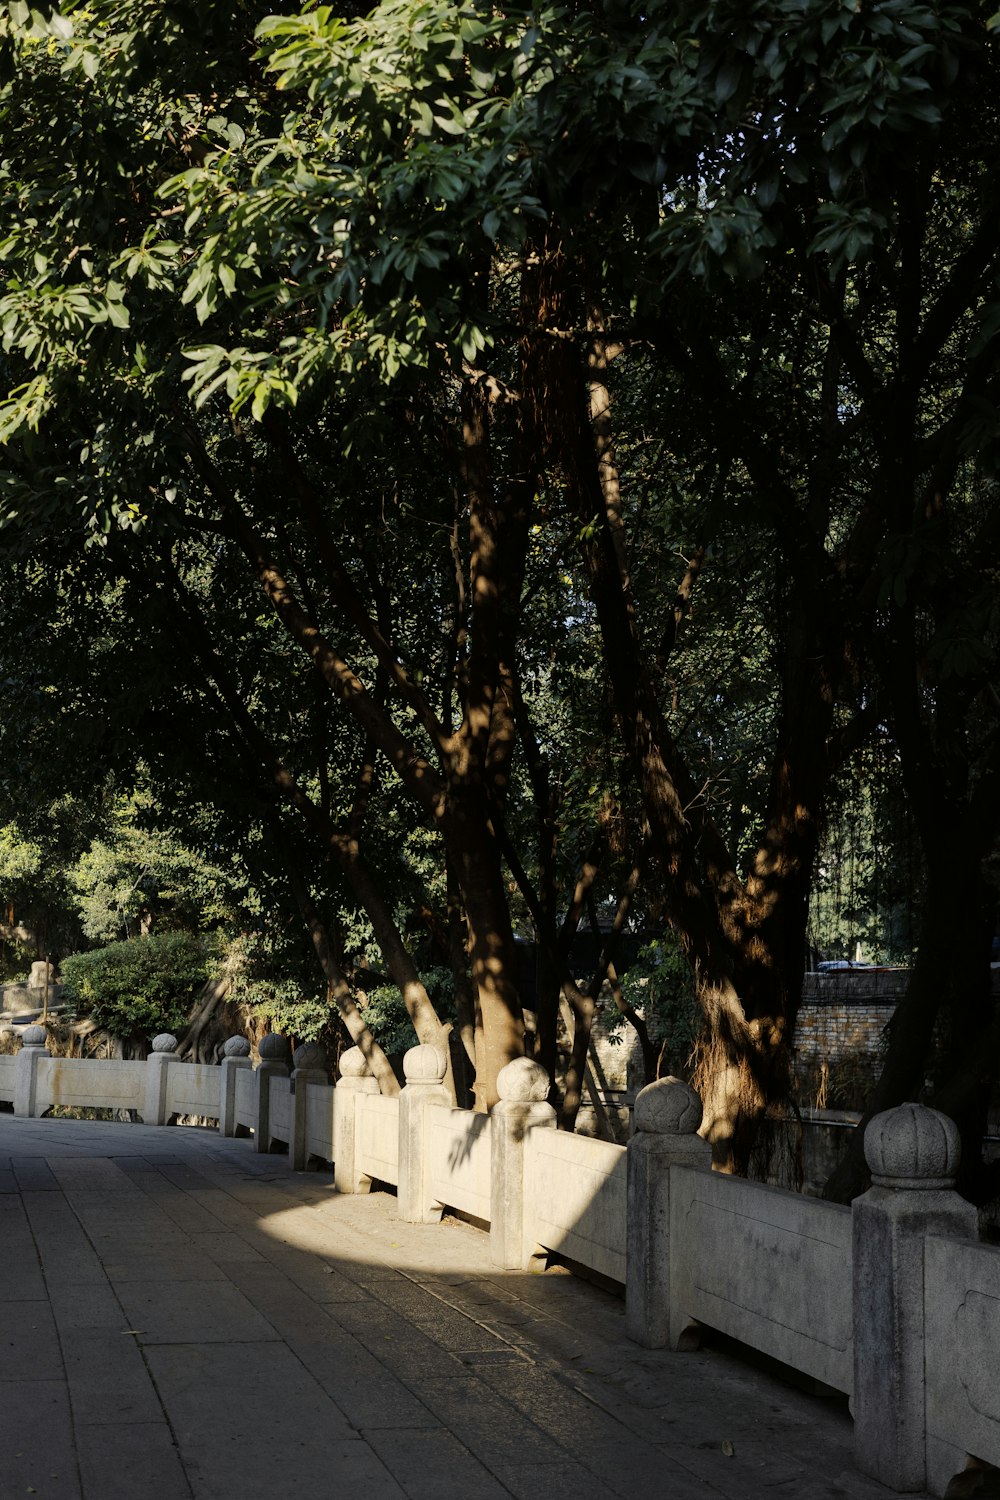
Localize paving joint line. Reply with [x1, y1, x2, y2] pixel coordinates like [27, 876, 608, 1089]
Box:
[53, 1158, 198, 1500]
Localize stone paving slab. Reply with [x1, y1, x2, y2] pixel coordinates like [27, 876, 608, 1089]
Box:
[62, 1324, 166, 1426]
[366, 1426, 511, 1500]
[75, 1419, 192, 1500]
[0, 1377, 80, 1500]
[0, 1111, 934, 1500]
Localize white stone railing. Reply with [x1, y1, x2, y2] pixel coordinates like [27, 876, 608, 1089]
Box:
[0, 1053, 18, 1102]
[427, 1107, 492, 1224]
[231, 1060, 256, 1133]
[667, 1164, 852, 1391]
[525, 1126, 626, 1283]
[303, 1081, 336, 1166]
[354, 1092, 400, 1188]
[26, 1053, 145, 1115]
[164, 1061, 221, 1121]
[924, 1235, 1000, 1489]
[3, 1025, 996, 1497]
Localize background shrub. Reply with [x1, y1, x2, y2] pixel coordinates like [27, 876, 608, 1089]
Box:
[61, 932, 214, 1042]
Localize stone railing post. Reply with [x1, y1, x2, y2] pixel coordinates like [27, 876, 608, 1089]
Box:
[398, 1044, 450, 1222]
[490, 1058, 556, 1270]
[333, 1047, 380, 1194]
[853, 1103, 977, 1492]
[625, 1076, 711, 1350]
[14, 1025, 48, 1118]
[219, 1036, 252, 1137]
[254, 1033, 291, 1153]
[290, 1043, 329, 1171]
[142, 1034, 179, 1126]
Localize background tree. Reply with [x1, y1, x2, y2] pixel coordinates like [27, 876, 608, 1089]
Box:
[0, 0, 997, 1195]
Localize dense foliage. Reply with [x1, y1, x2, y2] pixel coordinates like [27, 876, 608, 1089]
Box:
[0, 0, 997, 1195]
[61, 930, 213, 1040]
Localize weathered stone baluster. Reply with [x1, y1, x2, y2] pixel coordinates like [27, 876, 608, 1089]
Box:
[254, 1033, 291, 1153]
[397, 1044, 449, 1223]
[13, 1024, 48, 1118]
[852, 1102, 977, 1492]
[625, 1076, 711, 1350]
[490, 1057, 556, 1270]
[333, 1047, 380, 1195]
[143, 1033, 179, 1126]
[290, 1042, 329, 1171]
[219, 1036, 252, 1137]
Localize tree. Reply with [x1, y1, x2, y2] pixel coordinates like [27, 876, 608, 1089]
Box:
[1, 0, 997, 1190]
[201, 0, 998, 1173]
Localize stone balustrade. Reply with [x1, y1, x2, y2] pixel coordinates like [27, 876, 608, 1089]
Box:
[0, 1032, 995, 1496]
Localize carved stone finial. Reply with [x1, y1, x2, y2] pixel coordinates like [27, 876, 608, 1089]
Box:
[292, 1042, 327, 1073]
[258, 1032, 291, 1063]
[634, 1077, 703, 1135]
[864, 1103, 961, 1189]
[496, 1057, 549, 1103]
[339, 1046, 371, 1079]
[21, 1025, 47, 1048]
[151, 1033, 178, 1054]
[222, 1036, 251, 1058]
[402, 1043, 447, 1084]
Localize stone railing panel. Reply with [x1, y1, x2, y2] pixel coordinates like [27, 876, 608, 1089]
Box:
[234, 1067, 255, 1132]
[427, 1108, 491, 1222]
[267, 1073, 291, 1145]
[0, 1053, 16, 1104]
[671, 1166, 852, 1392]
[304, 1082, 336, 1164]
[38, 1056, 145, 1114]
[164, 1063, 221, 1121]
[925, 1235, 1000, 1491]
[526, 1127, 626, 1283]
[357, 1093, 399, 1186]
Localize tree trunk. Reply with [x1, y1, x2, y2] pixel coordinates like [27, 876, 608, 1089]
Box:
[823, 856, 995, 1204]
[446, 858, 476, 1109]
[450, 803, 524, 1109]
[280, 846, 400, 1097]
[174, 977, 238, 1065]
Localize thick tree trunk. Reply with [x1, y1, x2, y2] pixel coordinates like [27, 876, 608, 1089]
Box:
[823, 857, 996, 1204]
[195, 397, 531, 1107]
[280, 848, 400, 1097]
[823, 599, 1000, 1206]
[559, 981, 597, 1131]
[445, 858, 476, 1107]
[174, 977, 238, 1065]
[450, 807, 524, 1110]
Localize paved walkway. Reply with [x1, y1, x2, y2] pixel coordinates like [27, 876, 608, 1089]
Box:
[0, 1114, 928, 1500]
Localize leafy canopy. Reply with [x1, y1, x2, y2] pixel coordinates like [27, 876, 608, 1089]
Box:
[60, 930, 215, 1040]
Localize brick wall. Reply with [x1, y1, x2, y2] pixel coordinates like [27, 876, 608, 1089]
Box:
[793, 967, 1000, 1108]
[791, 971, 909, 1108]
[794, 1002, 895, 1063]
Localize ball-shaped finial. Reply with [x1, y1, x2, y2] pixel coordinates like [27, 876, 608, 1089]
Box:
[258, 1032, 291, 1062]
[21, 1025, 47, 1047]
[634, 1076, 703, 1135]
[864, 1103, 961, 1189]
[292, 1042, 327, 1073]
[496, 1057, 550, 1103]
[403, 1043, 447, 1083]
[338, 1046, 371, 1079]
[222, 1036, 251, 1058]
[151, 1033, 178, 1054]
